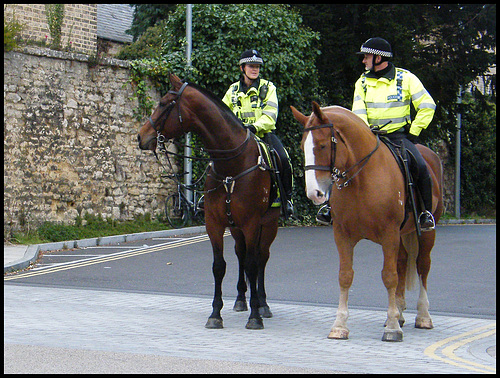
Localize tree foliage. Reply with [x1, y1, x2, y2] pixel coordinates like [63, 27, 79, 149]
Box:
[125, 4, 176, 42]
[292, 4, 496, 142]
[121, 4, 496, 217]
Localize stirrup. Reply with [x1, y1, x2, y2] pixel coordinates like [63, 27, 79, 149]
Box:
[419, 210, 435, 231]
[286, 200, 298, 220]
[197, 195, 205, 211]
[316, 204, 332, 225]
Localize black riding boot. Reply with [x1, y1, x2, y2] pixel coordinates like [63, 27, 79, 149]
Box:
[418, 173, 435, 231]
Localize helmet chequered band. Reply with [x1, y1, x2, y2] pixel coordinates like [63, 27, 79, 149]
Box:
[359, 46, 393, 57]
[239, 56, 263, 65]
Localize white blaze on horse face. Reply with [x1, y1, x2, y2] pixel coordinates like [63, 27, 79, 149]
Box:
[304, 132, 327, 205]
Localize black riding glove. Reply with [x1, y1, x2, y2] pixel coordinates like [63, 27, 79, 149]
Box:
[243, 124, 257, 134]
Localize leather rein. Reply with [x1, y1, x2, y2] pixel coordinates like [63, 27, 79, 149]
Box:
[304, 123, 380, 190]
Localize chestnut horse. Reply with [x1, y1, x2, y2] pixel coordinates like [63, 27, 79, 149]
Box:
[291, 102, 443, 341]
[138, 74, 280, 330]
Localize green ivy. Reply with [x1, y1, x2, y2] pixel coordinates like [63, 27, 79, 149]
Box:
[45, 4, 65, 50]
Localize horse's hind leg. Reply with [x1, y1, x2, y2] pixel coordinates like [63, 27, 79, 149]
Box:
[395, 242, 408, 327]
[231, 228, 248, 312]
[381, 234, 404, 342]
[415, 230, 435, 329]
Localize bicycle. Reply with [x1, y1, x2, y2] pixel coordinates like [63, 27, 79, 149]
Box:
[163, 172, 205, 229]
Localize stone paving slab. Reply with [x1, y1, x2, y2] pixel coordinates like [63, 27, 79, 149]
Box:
[4, 285, 495, 374]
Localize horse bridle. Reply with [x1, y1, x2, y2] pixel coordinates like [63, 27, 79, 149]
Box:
[304, 123, 380, 190]
[148, 82, 189, 148]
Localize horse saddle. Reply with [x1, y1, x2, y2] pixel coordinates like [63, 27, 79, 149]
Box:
[255, 136, 282, 209]
[379, 135, 424, 227]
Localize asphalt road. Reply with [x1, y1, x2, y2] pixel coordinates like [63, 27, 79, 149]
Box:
[5, 224, 496, 319]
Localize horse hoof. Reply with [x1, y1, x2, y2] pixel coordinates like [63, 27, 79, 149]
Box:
[245, 318, 264, 330]
[259, 305, 273, 318]
[328, 328, 349, 340]
[382, 330, 403, 342]
[415, 317, 434, 329]
[205, 318, 223, 329]
[233, 300, 248, 312]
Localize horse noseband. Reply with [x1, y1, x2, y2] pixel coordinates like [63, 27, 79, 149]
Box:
[303, 123, 337, 173]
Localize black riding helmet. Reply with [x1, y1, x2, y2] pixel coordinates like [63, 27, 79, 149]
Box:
[356, 38, 392, 70]
[239, 49, 264, 66]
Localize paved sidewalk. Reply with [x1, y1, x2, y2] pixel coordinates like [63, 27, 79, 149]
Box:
[4, 285, 496, 374]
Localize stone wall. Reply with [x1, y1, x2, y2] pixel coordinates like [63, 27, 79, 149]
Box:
[4, 4, 97, 55]
[4, 47, 178, 234]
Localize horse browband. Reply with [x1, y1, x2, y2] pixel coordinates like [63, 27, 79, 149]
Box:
[148, 82, 189, 132]
[304, 123, 380, 189]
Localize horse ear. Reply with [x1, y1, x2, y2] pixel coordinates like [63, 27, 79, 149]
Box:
[290, 106, 309, 127]
[312, 101, 328, 123]
[169, 73, 182, 87]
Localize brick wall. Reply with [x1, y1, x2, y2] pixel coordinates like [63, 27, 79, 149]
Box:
[4, 47, 178, 234]
[4, 4, 97, 55]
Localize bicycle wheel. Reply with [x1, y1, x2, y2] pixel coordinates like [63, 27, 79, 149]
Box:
[165, 194, 189, 228]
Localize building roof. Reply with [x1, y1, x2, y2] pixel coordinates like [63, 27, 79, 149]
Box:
[97, 4, 134, 44]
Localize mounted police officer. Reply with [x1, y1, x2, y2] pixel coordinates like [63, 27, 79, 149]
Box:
[222, 49, 294, 218]
[316, 38, 437, 231]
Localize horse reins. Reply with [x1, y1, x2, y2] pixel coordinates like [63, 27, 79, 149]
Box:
[304, 123, 380, 190]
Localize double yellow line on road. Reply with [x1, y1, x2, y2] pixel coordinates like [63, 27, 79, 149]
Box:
[4, 232, 229, 282]
[424, 322, 496, 374]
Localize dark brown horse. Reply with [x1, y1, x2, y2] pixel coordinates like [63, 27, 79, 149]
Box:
[291, 102, 443, 341]
[138, 74, 280, 329]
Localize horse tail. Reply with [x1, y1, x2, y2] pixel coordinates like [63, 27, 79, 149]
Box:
[401, 231, 419, 291]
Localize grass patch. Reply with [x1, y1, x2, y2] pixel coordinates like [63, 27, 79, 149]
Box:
[11, 213, 173, 245]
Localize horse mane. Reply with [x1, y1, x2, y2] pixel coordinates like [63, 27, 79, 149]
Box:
[187, 81, 245, 128]
[323, 106, 373, 138]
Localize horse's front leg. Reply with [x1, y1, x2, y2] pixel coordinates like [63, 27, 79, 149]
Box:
[257, 220, 278, 319]
[328, 231, 354, 340]
[205, 226, 226, 329]
[381, 235, 404, 342]
[244, 226, 264, 330]
[231, 228, 248, 312]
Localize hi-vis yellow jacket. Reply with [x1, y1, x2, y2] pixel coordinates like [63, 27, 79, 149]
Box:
[222, 78, 278, 138]
[352, 64, 436, 136]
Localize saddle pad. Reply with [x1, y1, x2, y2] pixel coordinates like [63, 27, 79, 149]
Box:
[255, 137, 281, 208]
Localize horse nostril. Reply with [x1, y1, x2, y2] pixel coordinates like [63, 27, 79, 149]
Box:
[137, 134, 141, 143]
[316, 190, 324, 198]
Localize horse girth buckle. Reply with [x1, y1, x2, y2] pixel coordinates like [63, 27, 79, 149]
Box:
[223, 177, 235, 194]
